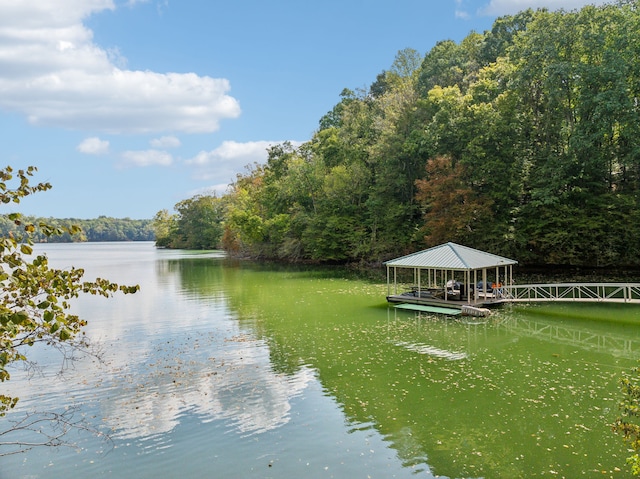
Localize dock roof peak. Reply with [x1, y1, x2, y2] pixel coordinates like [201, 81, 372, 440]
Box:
[384, 242, 517, 270]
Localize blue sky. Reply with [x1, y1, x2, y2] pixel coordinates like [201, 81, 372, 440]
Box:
[0, 0, 609, 219]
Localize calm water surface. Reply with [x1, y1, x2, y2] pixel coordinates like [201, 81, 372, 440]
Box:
[2, 242, 640, 478]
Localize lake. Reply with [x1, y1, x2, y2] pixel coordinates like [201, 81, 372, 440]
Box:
[2, 242, 639, 478]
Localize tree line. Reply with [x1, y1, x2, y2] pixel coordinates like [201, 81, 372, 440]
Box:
[0, 215, 154, 243]
[155, 1, 640, 267]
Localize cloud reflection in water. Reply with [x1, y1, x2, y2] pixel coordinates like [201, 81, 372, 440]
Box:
[7, 244, 315, 445]
[99, 333, 314, 440]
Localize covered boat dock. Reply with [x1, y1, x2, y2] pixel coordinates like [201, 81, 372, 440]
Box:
[384, 242, 518, 310]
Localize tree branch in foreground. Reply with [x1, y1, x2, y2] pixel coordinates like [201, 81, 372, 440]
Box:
[0, 407, 113, 457]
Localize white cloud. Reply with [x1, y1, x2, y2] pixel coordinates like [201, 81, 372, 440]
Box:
[77, 136, 110, 154]
[185, 140, 303, 193]
[0, 1, 241, 133]
[187, 140, 277, 167]
[455, 0, 471, 19]
[479, 0, 611, 16]
[121, 149, 173, 167]
[150, 135, 181, 149]
[186, 140, 285, 178]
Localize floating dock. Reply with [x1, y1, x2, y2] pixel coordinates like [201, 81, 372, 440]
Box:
[394, 303, 462, 316]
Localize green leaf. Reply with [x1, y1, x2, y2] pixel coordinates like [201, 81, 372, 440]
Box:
[11, 311, 29, 325]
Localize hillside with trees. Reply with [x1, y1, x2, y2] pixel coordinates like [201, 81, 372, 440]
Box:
[154, 1, 640, 268]
[0, 215, 154, 243]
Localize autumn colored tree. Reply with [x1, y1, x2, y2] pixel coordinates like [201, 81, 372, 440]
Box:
[415, 156, 492, 246]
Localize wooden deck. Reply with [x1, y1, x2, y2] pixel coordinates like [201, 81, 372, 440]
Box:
[386, 292, 500, 309]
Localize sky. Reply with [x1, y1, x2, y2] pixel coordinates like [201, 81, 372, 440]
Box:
[0, 0, 610, 219]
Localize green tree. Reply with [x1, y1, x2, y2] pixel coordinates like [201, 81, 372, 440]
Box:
[152, 196, 226, 250]
[0, 166, 139, 453]
[153, 209, 177, 247]
[173, 195, 226, 250]
[508, 3, 640, 265]
[479, 9, 536, 64]
[224, 164, 272, 257]
[417, 33, 484, 95]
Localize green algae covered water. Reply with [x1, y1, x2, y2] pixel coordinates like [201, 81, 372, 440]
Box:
[2, 242, 639, 478]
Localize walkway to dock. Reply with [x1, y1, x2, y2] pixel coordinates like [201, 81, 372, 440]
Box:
[499, 283, 640, 304]
[388, 282, 640, 312]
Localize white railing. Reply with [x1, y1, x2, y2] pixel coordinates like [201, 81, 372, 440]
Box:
[500, 283, 640, 303]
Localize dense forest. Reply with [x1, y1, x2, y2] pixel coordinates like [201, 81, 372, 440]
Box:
[0, 215, 154, 242]
[154, 1, 640, 268]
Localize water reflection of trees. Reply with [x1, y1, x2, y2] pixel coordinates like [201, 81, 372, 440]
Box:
[155, 255, 227, 300]
[497, 316, 640, 360]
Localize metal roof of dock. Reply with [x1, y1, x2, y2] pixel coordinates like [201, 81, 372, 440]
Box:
[384, 242, 518, 271]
